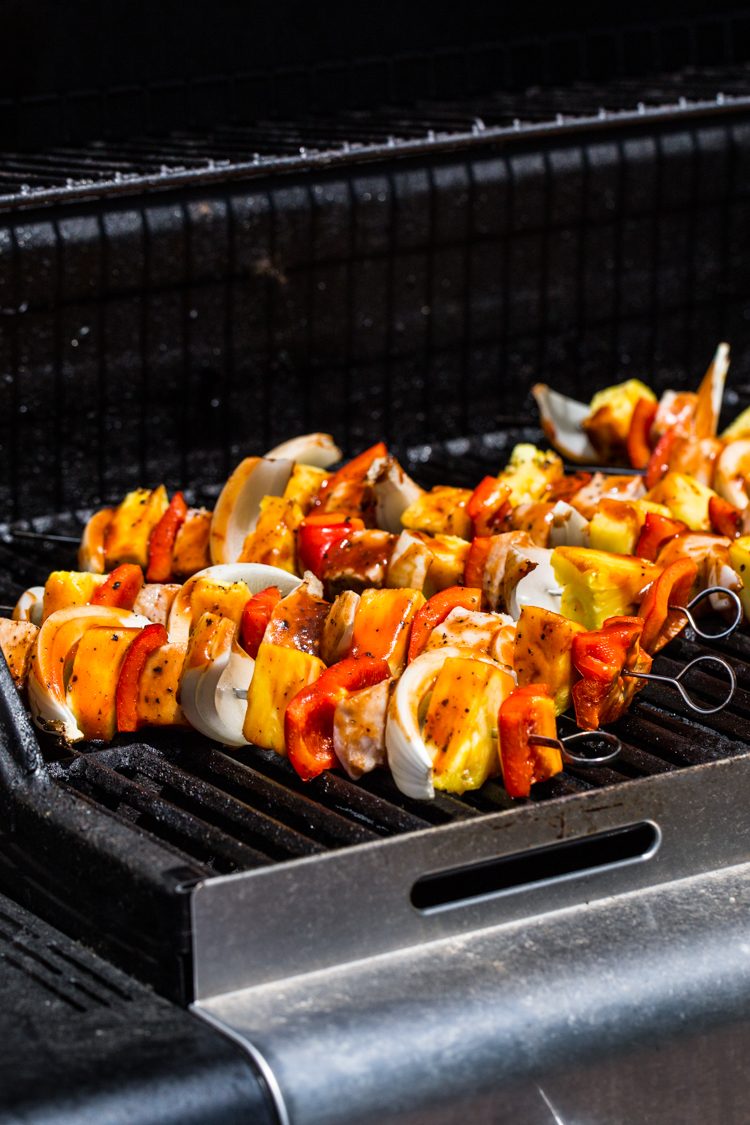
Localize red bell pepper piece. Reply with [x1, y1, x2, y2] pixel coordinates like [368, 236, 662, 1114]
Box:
[240, 585, 282, 658]
[115, 622, 168, 732]
[545, 472, 592, 503]
[297, 513, 366, 578]
[310, 442, 387, 521]
[407, 585, 483, 662]
[645, 428, 680, 489]
[466, 477, 511, 536]
[626, 398, 658, 470]
[634, 511, 688, 561]
[90, 563, 144, 609]
[571, 615, 652, 729]
[464, 536, 493, 588]
[639, 557, 698, 654]
[708, 495, 742, 539]
[146, 491, 188, 582]
[498, 683, 562, 798]
[285, 655, 391, 781]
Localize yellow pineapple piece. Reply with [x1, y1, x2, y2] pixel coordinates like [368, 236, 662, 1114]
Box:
[414, 534, 471, 594]
[551, 547, 659, 631]
[350, 588, 424, 675]
[645, 471, 718, 531]
[498, 444, 564, 506]
[401, 486, 473, 539]
[66, 625, 141, 740]
[243, 642, 325, 754]
[513, 605, 585, 715]
[583, 379, 655, 458]
[283, 464, 330, 511]
[588, 499, 641, 555]
[189, 578, 252, 633]
[104, 486, 169, 568]
[42, 571, 107, 621]
[239, 496, 303, 573]
[424, 657, 514, 794]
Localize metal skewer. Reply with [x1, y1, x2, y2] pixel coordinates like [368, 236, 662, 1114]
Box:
[677, 586, 743, 640]
[529, 729, 622, 766]
[8, 528, 80, 545]
[624, 654, 737, 715]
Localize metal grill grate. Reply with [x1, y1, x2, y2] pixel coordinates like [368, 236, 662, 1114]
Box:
[2, 67, 750, 206]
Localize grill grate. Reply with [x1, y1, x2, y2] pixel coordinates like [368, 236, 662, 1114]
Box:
[2, 66, 750, 206]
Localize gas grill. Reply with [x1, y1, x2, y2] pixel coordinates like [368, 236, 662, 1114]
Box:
[2, 4, 750, 1121]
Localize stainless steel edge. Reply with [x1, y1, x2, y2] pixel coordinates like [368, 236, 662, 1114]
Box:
[191, 753, 750, 999]
[194, 860, 750, 1125]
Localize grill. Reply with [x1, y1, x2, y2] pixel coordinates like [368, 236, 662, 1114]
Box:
[2, 6, 750, 1120]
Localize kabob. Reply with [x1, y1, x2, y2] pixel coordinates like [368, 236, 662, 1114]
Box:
[2, 393, 742, 802]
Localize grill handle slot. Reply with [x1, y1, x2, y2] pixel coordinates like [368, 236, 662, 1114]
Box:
[411, 821, 660, 913]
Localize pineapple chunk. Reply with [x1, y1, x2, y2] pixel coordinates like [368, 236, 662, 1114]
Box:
[588, 500, 641, 555]
[43, 571, 107, 621]
[416, 534, 470, 594]
[513, 605, 585, 715]
[424, 657, 513, 794]
[729, 536, 750, 622]
[66, 625, 141, 740]
[498, 444, 564, 506]
[646, 472, 718, 531]
[172, 508, 212, 579]
[0, 619, 38, 687]
[283, 464, 330, 511]
[401, 486, 473, 539]
[136, 643, 188, 727]
[350, 588, 425, 675]
[243, 642, 325, 754]
[552, 547, 659, 631]
[189, 578, 252, 633]
[583, 379, 655, 459]
[105, 486, 169, 568]
[239, 495, 303, 572]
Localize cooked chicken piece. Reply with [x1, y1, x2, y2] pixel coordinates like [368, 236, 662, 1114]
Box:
[264, 574, 330, 656]
[322, 529, 395, 595]
[482, 531, 535, 611]
[386, 530, 433, 591]
[133, 583, 182, 626]
[570, 473, 645, 519]
[332, 678, 395, 780]
[0, 619, 38, 688]
[321, 591, 360, 665]
[424, 607, 515, 668]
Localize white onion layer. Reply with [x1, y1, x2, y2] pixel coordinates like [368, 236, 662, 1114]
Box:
[264, 432, 342, 468]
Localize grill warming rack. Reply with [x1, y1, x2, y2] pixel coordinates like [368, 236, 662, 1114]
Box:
[1, 433, 750, 1002]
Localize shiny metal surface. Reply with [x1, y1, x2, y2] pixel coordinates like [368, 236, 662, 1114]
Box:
[194, 861, 750, 1124]
[191, 753, 750, 998]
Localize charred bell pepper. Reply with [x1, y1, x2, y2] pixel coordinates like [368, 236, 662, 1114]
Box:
[90, 563, 144, 610]
[115, 622, 169, 732]
[285, 655, 391, 780]
[466, 477, 512, 537]
[645, 428, 680, 489]
[571, 615, 652, 729]
[239, 585, 282, 659]
[407, 585, 483, 662]
[708, 495, 742, 539]
[497, 683, 562, 799]
[635, 511, 688, 561]
[350, 588, 425, 675]
[638, 557, 698, 654]
[297, 513, 365, 578]
[146, 491, 188, 582]
[627, 397, 658, 469]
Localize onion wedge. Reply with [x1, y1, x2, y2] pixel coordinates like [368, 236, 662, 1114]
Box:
[168, 563, 301, 644]
[210, 457, 294, 564]
[385, 644, 502, 800]
[694, 342, 730, 439]
[28, 605, 149, 741]
[78, 507, 114, 573]
[531, 384, 598, 463]
[714, 439, 750, 510]
[264, 432, 342, 468]
[369, 456, 424, 534]
[181, 614, 254, 746]
[12, 586, 45, 627]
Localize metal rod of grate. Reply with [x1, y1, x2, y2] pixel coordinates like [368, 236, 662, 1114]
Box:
[2, 65, 750, 207]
